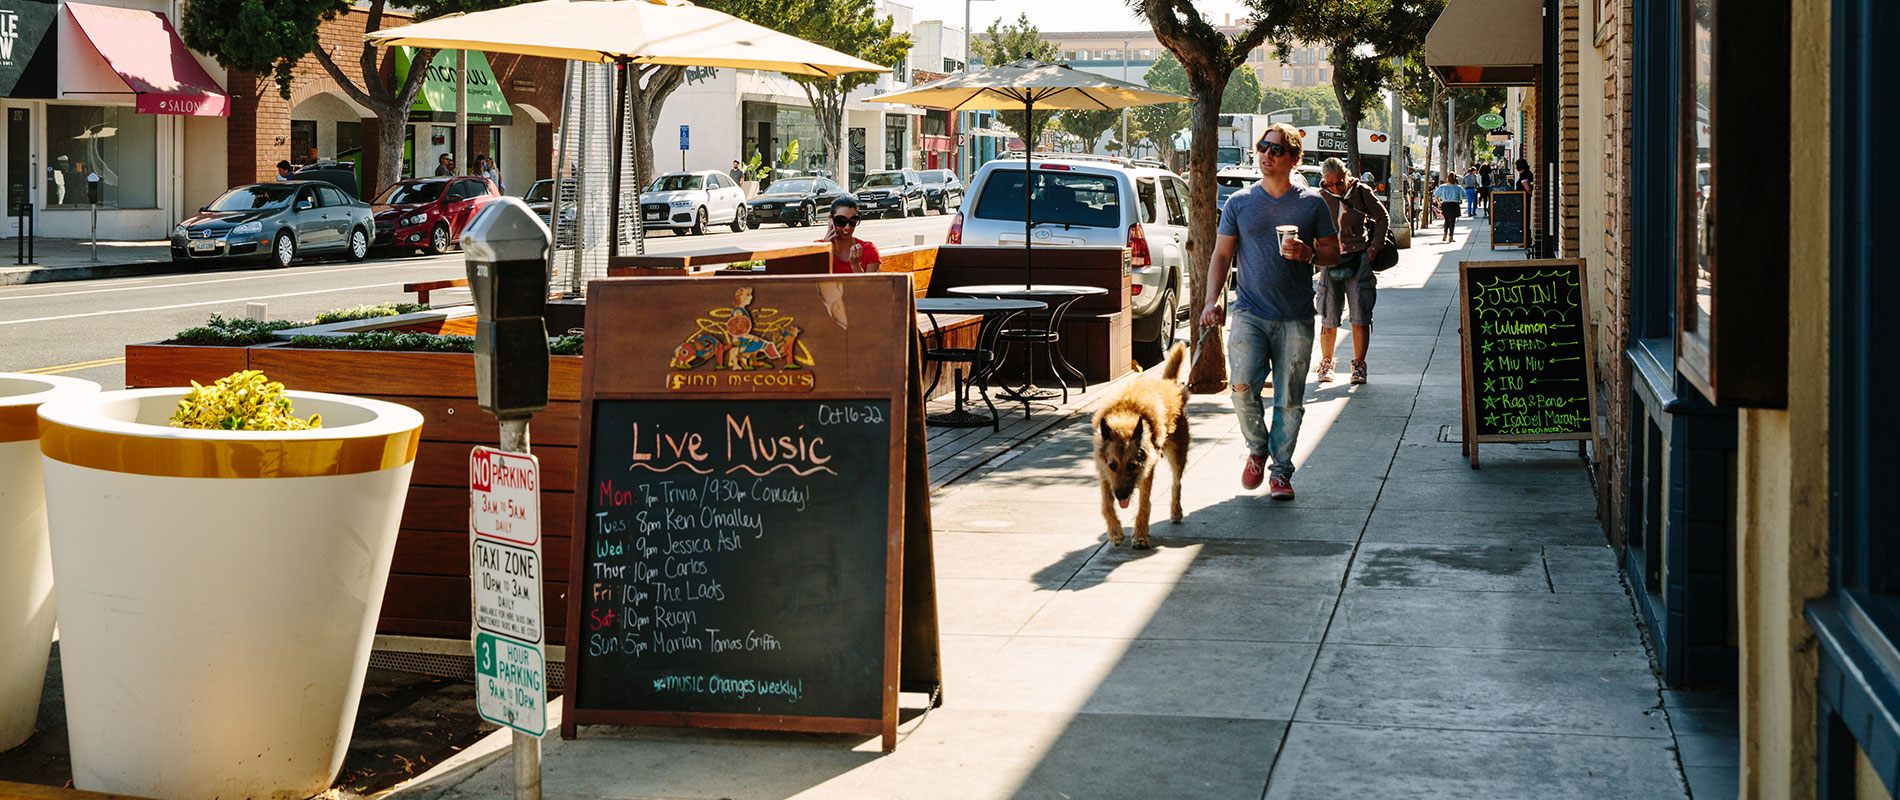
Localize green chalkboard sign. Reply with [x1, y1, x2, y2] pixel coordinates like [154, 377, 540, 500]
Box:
[1458, 259, 1599, 467]
[1490, 191, 1527, 248]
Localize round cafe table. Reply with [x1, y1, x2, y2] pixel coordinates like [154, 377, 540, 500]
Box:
[916, 297, 1045, 430]
[945, 284, 1109, 407]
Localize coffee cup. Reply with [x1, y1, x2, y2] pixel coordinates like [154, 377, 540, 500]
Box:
[1276, 225, 1299, 248]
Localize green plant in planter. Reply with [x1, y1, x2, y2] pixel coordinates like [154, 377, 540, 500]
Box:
[170, 370, 322, 431]
[312, 303, 431, 324]
[171, 315, 303, 346]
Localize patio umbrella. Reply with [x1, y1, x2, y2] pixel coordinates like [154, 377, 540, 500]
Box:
[865, 59, 1187, 286]
[365, 0, 888, 265]
[364, 0, 890, 78]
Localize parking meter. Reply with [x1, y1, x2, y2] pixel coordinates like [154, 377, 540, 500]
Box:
[461, 197, 551, 420]
[85, 172, 100, 204]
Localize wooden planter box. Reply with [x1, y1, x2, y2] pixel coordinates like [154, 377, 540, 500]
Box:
[124, 342, 583, 647]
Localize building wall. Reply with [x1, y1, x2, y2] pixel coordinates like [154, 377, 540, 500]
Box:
[1557, 0, 1582, 259]
[1038, 28, 1328, 92]
[1579, 0, 1635, 546]
[1737, 0, 1832, 792]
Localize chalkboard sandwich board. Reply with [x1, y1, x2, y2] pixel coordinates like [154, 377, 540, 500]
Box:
[1457, 259, 1599, 468]
[563, 274, 939, 751]
[1490, 190, 1527, 249]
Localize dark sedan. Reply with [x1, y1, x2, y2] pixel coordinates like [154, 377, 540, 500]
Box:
[171, 181, 373, 268]
[854, 169, 924, 218]
[744, 177, 847, 227]
[919, 169, 963, 213]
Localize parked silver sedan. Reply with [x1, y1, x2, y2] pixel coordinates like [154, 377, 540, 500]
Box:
[171, 181, 374, 268]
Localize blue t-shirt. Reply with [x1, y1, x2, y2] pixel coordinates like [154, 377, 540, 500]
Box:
[1217, 182, 1337, 320]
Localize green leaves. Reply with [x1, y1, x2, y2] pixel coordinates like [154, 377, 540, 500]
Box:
[971, 14, 1060, 143]
[179, 0, 341, 99]
[1055, 109, 1124, 154]
[170, 370, 322, 431]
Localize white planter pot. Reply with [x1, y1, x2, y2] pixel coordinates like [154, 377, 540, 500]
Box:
[0, 373, 99, 751]
[37, 388, 423, 800]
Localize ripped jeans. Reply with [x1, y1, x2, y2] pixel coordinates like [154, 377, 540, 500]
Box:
[1227, 308, 1314, 480]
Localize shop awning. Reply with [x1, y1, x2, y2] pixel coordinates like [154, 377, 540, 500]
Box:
[63, 2, 229, 116]
[392, 48, 512, 125]
[1425, 0, 1543, 87]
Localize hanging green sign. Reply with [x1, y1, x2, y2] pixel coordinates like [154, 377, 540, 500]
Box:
[392, 48, 513, 125]
[1477, 113, 1505, 130]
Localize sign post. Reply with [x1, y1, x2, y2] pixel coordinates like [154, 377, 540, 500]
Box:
[462, 198, 552, 800]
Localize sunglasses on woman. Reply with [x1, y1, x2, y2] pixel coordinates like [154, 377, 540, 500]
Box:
[832, 215, 859, 227]
[1255, 141, 1293, 158]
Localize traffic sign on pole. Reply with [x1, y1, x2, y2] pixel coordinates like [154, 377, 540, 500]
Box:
[470, 445, 546, 738]
[679, 124, 690, 150]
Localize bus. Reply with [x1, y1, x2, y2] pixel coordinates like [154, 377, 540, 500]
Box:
[1296, 126, 1394, 187]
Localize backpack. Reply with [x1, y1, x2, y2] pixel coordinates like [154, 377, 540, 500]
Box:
[1340, 182, 1401, 271]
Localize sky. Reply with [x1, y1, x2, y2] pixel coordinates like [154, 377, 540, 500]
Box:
[894, 0, 1258, 38]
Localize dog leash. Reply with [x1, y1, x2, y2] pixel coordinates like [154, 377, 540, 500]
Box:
[1185, 323, 1219, 378]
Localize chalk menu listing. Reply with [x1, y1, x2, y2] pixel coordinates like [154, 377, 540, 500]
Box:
[1464, 263, 1593, 438]
[574, 398, 893, 721]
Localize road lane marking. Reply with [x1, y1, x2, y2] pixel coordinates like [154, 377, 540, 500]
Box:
[17, 357, 125, 374]
[0, 262, 460, 302]
[0, 282, 408, 326]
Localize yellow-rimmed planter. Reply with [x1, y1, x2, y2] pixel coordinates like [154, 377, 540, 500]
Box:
[0, 373, 99, 751]
[36, 388, 422, 800]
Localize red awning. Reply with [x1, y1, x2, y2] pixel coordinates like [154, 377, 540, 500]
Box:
[64, 2, 229, 117]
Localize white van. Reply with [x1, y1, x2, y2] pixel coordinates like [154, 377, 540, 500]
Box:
[950, 154, 1192, 364]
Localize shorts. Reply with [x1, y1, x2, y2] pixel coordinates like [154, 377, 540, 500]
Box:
[1440, 201, 1461, 220]
[1315, 250, 1376, 328]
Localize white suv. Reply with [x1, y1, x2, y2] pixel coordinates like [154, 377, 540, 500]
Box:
[638, 170, 748, 235]
[950, 153, 1192, 365]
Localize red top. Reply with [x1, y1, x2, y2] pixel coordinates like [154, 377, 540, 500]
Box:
[828, 239, 881, 274]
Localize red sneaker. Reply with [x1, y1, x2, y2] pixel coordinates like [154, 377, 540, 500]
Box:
[1268, 474, 1295, 501]
[1241, 455, 1266, 490]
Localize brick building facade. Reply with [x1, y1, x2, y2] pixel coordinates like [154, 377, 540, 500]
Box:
[225, 6, 565, 196]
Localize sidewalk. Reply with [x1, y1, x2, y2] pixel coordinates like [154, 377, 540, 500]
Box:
[390, 217, 1718, 799]
[0, 237, 176, 285]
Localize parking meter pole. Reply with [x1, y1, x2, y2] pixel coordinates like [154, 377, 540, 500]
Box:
[87, 173, 100, 261]
[1387, 55, 1409, 245]
[89, 202, 97, 261]
[462, 197, 551, 800]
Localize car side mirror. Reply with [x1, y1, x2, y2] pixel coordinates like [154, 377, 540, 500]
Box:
[297, 200, 314, 211]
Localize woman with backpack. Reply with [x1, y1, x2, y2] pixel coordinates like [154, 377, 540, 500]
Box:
[1314, 158, 1391, 385]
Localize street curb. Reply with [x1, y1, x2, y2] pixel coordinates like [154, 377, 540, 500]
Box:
[0, 259, 193, 286]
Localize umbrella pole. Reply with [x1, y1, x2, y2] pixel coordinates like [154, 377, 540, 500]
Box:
[1023, 98, 1033, 289]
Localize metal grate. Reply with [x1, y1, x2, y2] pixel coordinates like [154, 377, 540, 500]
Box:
[369, 645, 566, 692]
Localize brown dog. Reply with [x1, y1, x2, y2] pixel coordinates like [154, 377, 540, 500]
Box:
[1093, 342, 1190, 549]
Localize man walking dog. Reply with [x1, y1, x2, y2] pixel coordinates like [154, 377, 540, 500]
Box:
[1200, 123, 1341, 500]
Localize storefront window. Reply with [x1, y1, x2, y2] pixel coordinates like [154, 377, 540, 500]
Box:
[46, 105, 156, 209]
[884, 116, 907, 172]
[923, 110, 948, 137]
[290, 120, 317, 165]
[1684, 0, 1712, 337]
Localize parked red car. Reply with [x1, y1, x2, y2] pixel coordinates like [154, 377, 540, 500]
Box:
[370, 176, 501, 254]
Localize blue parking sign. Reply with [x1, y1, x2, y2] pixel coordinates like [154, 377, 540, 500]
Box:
[680, 125, 690, 151]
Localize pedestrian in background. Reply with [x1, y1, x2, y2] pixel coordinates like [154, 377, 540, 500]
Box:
[821, 196, 881, 274]
[1434, 173, 1465, 243]
[434, 154, 455, 177]
[1477, 161, 1493, 214]
[1316, 158, 1388, 385]
[275, 161, 294, 181]
[1515, 158, 1535, 195]
[477, 156, 503, 193]
[1461, 166, 1481, 216]
[1200, 122, 1340, 500]
[730, 160, 746, 186]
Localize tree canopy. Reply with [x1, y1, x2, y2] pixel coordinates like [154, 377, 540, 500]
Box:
[1056, 108, 1125, 154]
[1142, 52, 1264, 115]
[1271, 0, 1444, 170]
[750, 0, 910, 181]
[969, 13, 1061, 146]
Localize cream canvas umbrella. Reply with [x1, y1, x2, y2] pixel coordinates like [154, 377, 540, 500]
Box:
[365, 0, 888, 261]
[364, 0, 890, 78]
[866, 59, 1187, 286]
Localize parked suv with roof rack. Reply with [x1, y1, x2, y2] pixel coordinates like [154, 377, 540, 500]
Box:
[950, 154, 1192, 365]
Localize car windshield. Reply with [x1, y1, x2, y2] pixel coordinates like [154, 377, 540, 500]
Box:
[860, 173, 905, 188]
[375, 182, 444, 205]
[1218, 147, 1245, 165]
[525, 181, 553, 203]
[208, 185, 297, 211]
[972, 171, 1120, 227]
[651, 174, 704, 192]
[1216, 174, 1257, 189]
[922, 171, 952, 183]
[770, 180, 815, 194]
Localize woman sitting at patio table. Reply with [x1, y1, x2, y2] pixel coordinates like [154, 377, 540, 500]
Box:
[823, 196, 882, 274]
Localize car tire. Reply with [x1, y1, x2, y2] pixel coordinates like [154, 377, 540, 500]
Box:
[1134, 286, 1178, 367]
[270, 232, 296, 269]
[345, 227, 369, 262]
[804, 203, 819, 227]
[427, 223, 451, 255]
[691, 208, 708, 236]
[730, 204, 747, 233]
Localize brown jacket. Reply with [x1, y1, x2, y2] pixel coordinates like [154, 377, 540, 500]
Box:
[1321, 178, 1390, 255]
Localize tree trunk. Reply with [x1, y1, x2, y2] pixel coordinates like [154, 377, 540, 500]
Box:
[1183, 80, 1228, 389]
[1332, 45, 1361, 174]
[374, 112, 409, 195]
[630, 65, 687, 198]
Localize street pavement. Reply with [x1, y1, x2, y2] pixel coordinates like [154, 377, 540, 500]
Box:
[387, 217, 1730, 798]
[0, 213, 955, 389]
